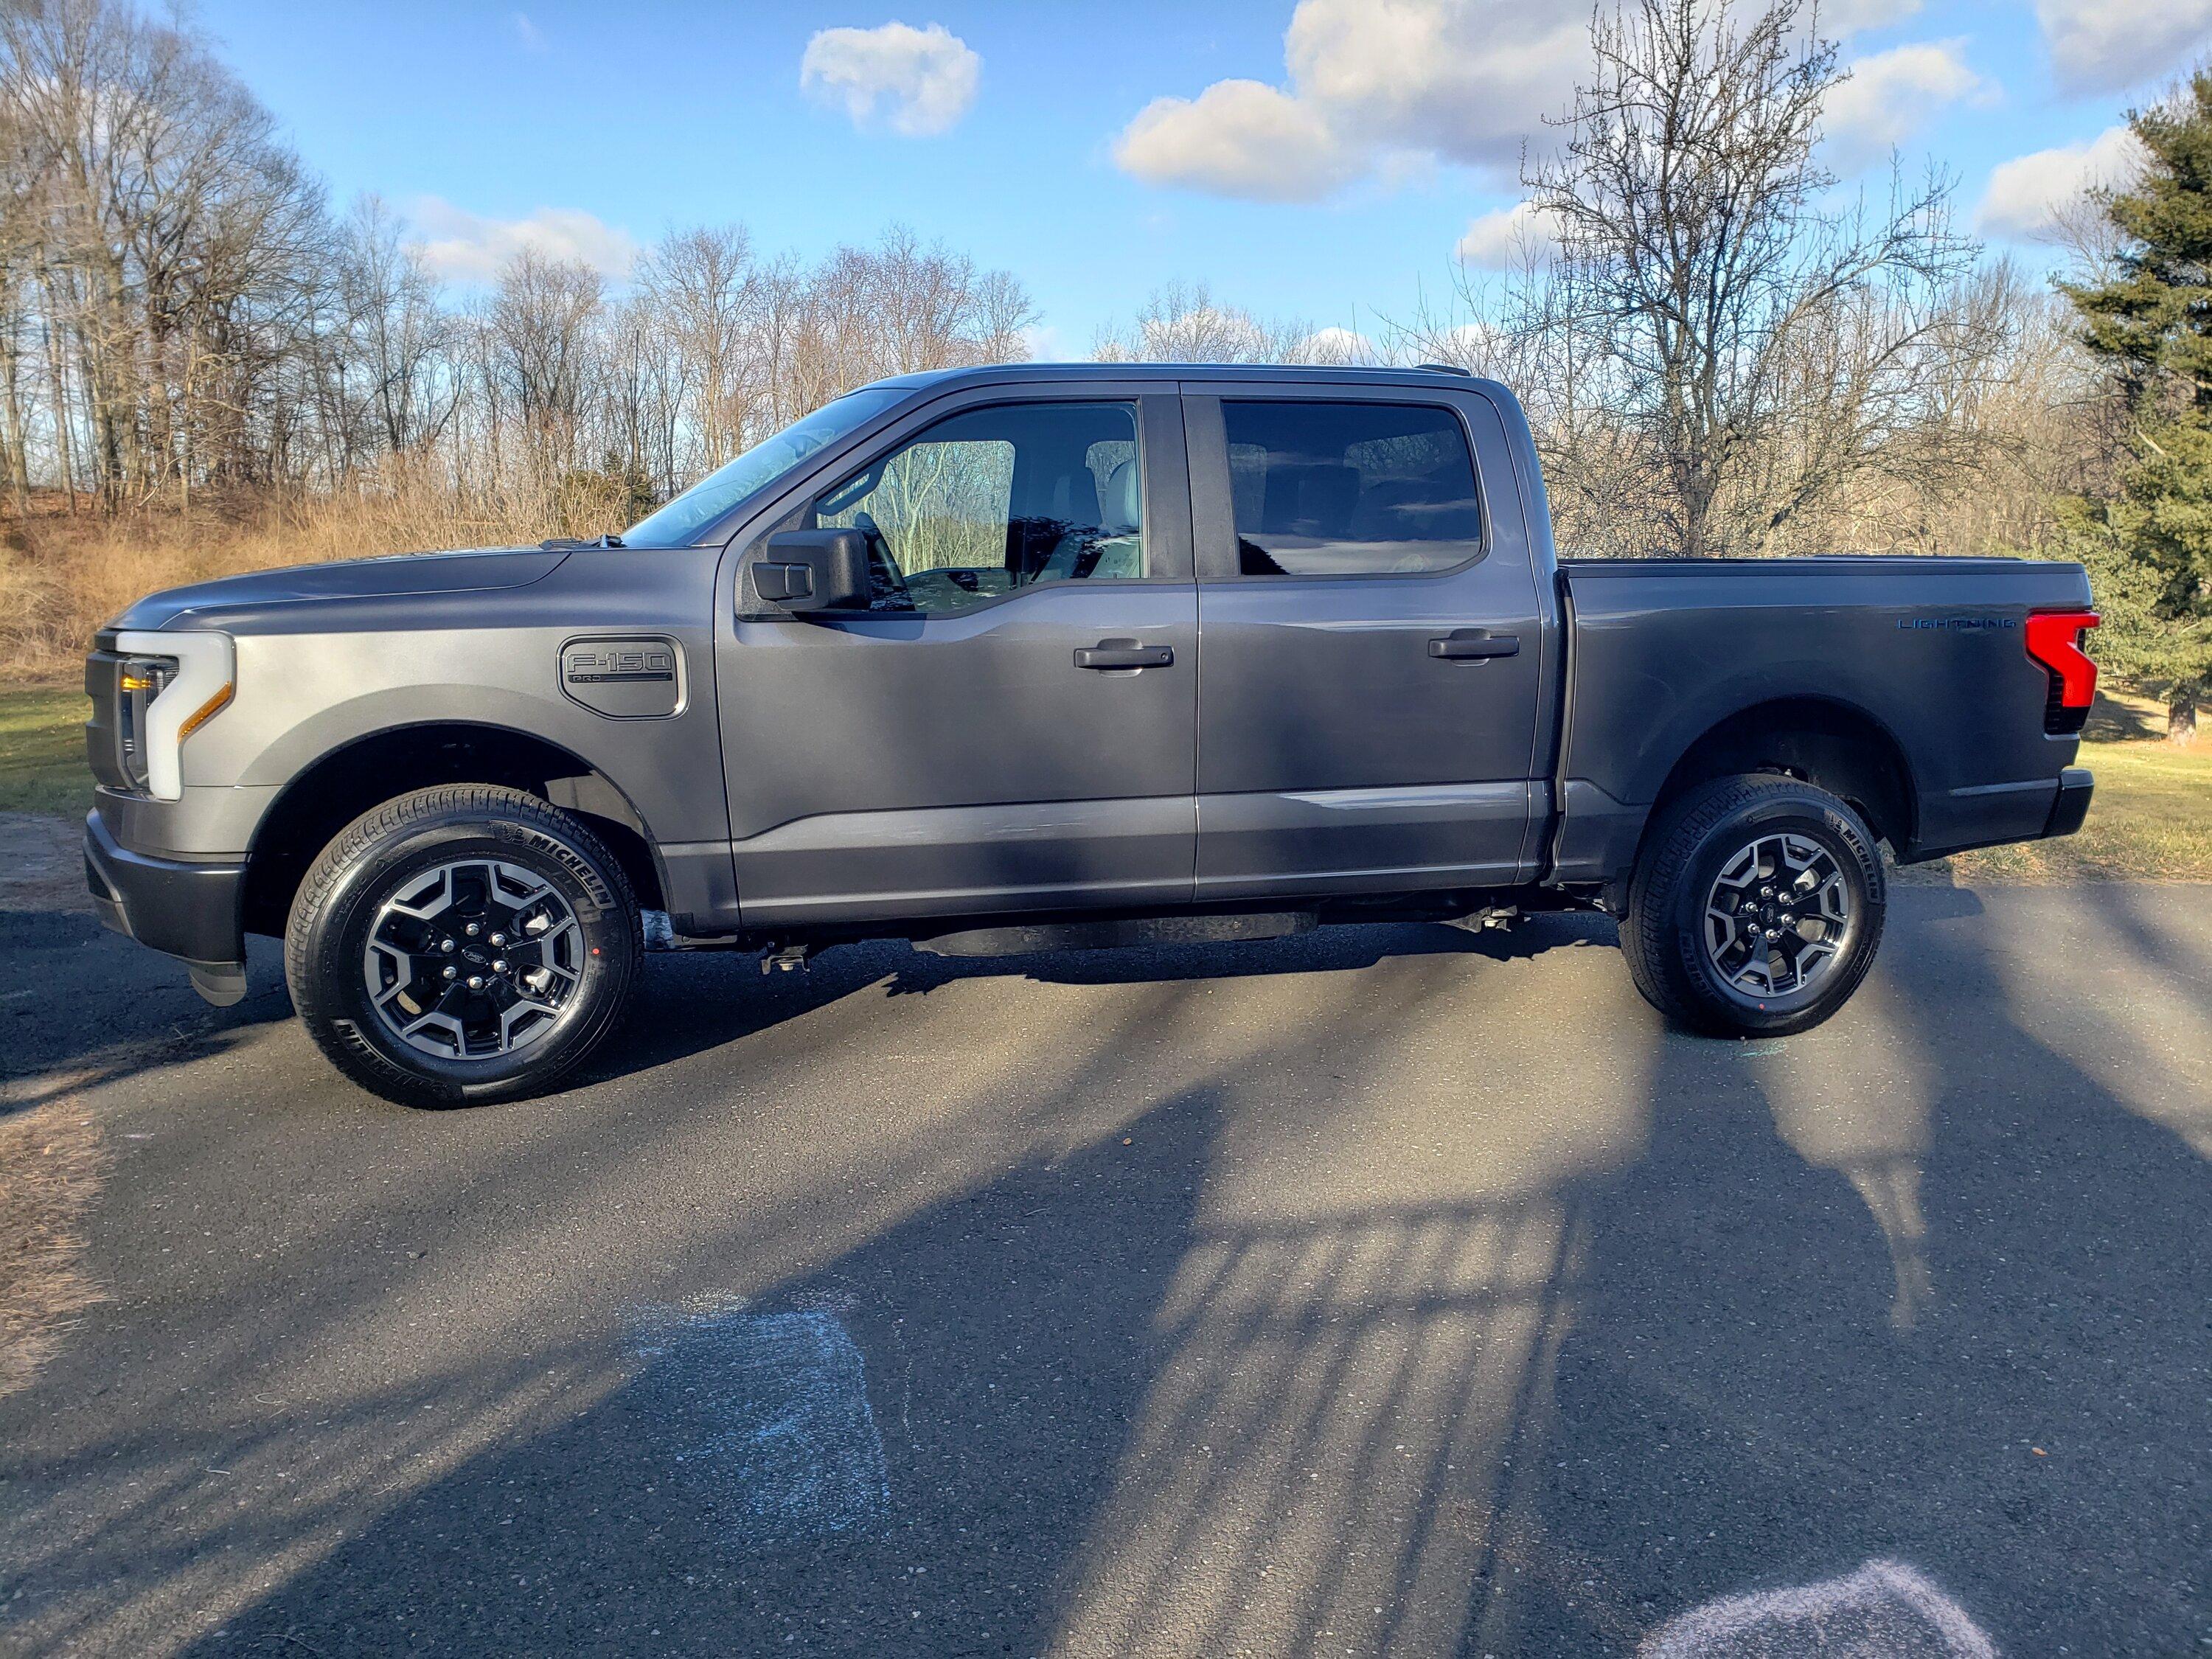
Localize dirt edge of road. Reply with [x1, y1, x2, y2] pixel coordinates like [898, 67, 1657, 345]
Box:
[3, 813, 110, 1397]
[0, 1089, 107, 1400]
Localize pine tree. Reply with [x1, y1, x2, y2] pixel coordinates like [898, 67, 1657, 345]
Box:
[2060, 70, 2212, 743]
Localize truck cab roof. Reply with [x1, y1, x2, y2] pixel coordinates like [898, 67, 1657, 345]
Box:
[861, 361, 1490, 394]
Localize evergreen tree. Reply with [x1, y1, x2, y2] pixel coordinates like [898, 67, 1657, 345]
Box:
[2060, 69, 2212, 743]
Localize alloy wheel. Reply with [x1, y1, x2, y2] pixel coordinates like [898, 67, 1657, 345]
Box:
[1701, 832, 1854, 999]
[359, 858, 584, 1060]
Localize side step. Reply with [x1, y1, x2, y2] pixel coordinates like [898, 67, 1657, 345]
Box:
[912, 911, 1318, 959]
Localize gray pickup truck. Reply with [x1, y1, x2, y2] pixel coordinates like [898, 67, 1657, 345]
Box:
[84, 364, 2100, 1106]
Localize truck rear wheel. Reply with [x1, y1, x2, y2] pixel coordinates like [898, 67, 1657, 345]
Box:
[1622, 773, 1885, 1037]
[285, 785, 642, 1107]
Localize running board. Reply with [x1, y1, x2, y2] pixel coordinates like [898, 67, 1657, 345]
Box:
[912, 911, 1318, 959]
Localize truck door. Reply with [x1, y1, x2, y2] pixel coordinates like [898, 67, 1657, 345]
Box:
[717, 389, 1197, 929]
[1180, 382, 1545, 900]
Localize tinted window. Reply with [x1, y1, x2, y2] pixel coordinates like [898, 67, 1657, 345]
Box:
[1222, 401, 1481, 577]
[811, 402, 1144, 615]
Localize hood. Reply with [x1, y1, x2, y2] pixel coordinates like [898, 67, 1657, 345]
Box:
[111, 546, 572, 633]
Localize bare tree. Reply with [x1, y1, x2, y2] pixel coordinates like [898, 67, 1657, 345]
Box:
[339, 195, 453, 459]
[485, 246, 603, 481]
[1515, 0, 1986, 557]
[1093, 279, 1359, 364]
[1, 0, 337, 505]
[633, 223, 757, 485]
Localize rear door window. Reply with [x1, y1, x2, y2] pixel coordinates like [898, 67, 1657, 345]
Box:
[1220, 400, 1482, 577]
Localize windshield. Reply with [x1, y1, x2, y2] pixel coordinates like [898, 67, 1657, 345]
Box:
[621, 387, 909, 546]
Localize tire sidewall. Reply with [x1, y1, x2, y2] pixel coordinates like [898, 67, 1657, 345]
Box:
[1660, 787, 1885, 1034]
[293, 806, 637, 1104]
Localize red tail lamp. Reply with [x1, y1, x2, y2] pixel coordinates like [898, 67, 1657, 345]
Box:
[2025, 611, 2099, 734]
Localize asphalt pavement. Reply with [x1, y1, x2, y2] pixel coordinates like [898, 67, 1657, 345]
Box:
[1, 844, 2208, 1657]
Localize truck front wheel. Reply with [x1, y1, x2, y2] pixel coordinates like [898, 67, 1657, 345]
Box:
[1622, 773, 1885, 1037]
[285, 785, 642, 1107]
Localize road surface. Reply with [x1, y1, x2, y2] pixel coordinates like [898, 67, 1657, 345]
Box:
[2, 834, 2208, 1655]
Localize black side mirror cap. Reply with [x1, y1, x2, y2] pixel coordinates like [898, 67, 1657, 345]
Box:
[753, 529, 870, 613]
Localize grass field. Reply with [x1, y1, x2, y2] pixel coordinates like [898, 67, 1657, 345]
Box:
[3, 681, 2206, 880]
[0, 684, 88, 819]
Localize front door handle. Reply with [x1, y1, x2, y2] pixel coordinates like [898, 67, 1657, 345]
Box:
[1075, 639, 1174, 669]
[1428, 629, 1520, 661]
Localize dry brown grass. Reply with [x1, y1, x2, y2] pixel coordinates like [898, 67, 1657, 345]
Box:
[0, 1093, 106, 1399]
[0, 480, 563, 682]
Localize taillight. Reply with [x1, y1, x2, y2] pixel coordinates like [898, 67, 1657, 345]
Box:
[2025, 610, 2099, 735]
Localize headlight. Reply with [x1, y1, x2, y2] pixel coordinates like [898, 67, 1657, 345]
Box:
[111, 630, 234, 801]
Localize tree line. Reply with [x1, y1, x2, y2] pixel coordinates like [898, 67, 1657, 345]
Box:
[0, 0, 1033, 523]
[0, 0, 2203, 734]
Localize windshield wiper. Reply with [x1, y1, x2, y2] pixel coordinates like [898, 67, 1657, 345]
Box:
[538, 533, 627, 550]
[597, 533, 626, 549]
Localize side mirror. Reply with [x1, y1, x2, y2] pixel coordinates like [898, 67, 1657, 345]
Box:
[751, 529, 871, 613]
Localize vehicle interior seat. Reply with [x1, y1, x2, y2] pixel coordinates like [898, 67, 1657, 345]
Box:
[1032, 457, 1141, 584]
[1003, 451, 1101, 582]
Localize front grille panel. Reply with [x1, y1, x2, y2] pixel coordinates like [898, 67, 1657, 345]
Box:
[83, 640, 131, 790]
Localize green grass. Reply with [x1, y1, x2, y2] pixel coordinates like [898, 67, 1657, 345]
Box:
[1, 678, 2205, 880]
[0, 684, 88, 818]
[1916, 737, 2212, 884]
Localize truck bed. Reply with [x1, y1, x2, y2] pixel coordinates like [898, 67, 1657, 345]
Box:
[1548, 555, 2096, 881]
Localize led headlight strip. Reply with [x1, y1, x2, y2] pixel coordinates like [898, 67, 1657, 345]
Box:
[113, 629, 234, 801]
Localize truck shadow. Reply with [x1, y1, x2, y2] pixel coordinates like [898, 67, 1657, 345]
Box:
[588, 912, 1615, 1090]
[0, 907, 1602, 1119]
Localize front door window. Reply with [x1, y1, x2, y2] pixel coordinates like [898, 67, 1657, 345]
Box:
[811, 401, 1145, 614]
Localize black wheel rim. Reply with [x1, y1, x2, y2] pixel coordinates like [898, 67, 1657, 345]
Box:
[359, 858, 584, 1061]
[1702, 831, 1854, 999]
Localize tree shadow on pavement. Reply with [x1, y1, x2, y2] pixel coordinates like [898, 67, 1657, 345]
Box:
[1502, 892, 2212, 1655]
[170, 1086, 1225, 1657]
[0, 918, 291, 1116]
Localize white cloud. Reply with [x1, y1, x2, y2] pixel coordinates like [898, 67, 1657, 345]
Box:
[2034, 0, 2212, 96]
[1455, 200, 1561, 268]
[1281, 0, 1587, 171]
[1974, 125, 2145, 239]
[407, 198, 640, 282]
[1297, 325, 1376, 364]
[511, 11, 545, 52]
[1822, 41, 1986, 167]
[1110, 0, 1933, 204]
[1114, 0, 1585, 201]
[799, 21, 980, 137]
[1114, 80, 1357, 203]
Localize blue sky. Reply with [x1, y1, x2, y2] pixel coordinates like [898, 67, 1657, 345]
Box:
[191, 0, 2209, 352]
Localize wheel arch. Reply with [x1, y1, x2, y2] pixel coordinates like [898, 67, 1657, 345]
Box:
[1645, 695, 1917, 856]
[240, 721, 667, 937]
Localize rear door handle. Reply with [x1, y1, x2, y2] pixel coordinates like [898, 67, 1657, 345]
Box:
[1075, 639, 1175, 669]
[1428, 629, 1520, 661]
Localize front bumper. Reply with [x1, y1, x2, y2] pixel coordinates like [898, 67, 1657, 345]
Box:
[83, 810, 248, 1004]
[2044, 766, 2094, 838]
